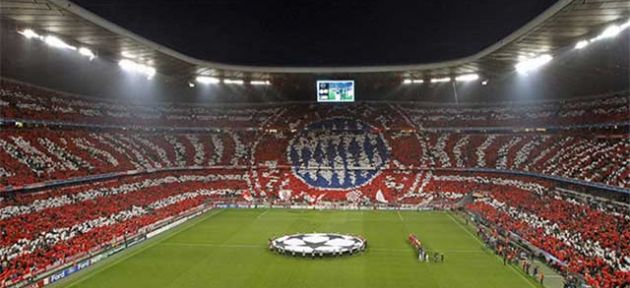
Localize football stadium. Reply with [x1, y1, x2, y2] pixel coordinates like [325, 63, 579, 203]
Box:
[0, 0, 629, 287]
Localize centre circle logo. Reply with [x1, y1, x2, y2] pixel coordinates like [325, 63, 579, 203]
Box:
[287, 118, 389, 190]
[270, 233, 366, 256]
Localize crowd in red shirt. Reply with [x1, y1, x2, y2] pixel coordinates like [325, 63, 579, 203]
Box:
[0, 170, 247, 286]
[467, 187, 629, 288]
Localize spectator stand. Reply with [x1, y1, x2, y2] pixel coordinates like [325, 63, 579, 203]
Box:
[5, 202, 216, 288]
[451, 210, 569, 288]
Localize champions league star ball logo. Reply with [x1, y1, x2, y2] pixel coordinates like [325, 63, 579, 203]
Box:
[270, 233, 366, 256]
[287, 118, 390, 190]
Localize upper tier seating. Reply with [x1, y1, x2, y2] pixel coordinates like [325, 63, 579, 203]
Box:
[0, 128, 250, 188]
[0, 128, 627, 190]
[1, 79, 627, 129]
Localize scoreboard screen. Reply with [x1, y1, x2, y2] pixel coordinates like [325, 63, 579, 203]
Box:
[317, 80, 355, 102]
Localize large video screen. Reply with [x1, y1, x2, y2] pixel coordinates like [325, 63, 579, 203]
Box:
[317, 80, 355, 102]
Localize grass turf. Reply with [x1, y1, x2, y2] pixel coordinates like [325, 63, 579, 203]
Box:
[57, 209, 542, 288]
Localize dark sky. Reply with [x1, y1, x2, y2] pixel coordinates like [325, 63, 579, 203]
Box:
[74, 0, 558, 67]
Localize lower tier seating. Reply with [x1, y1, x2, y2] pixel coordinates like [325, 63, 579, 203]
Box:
[1, 170, 627, 287]
[0, 170, 248, 286]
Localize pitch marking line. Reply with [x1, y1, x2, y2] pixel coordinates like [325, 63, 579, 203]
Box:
[446, 212, 538, 288]
[164, 243, 262, 248]
[397, 211, 405, 222]
[256, 209, 270, 219]
[162, 242, 484, 254]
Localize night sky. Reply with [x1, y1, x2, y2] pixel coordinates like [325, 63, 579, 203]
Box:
[74, 0, 558, 67]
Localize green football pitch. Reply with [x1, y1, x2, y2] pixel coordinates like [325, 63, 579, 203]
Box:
[55, 209, 543, 288]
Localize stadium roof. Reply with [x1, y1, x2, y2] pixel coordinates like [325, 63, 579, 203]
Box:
[1, 0, 630, 82]
[67, 0, 558, 67]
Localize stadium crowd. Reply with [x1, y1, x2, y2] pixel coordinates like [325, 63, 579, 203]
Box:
[1, 79, 628, 129]
[0, 171, 247, 286]
[0, 127, 626, 191]
[0, 79, 628, 287]
[467, 188, 630, 287]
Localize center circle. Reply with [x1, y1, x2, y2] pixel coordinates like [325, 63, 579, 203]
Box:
[270, 233, 366, 257]
[287, 118, 390, 190]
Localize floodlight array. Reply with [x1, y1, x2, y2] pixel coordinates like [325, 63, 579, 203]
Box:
[515, 54, 553, 74]
[118, 59, 156, 79]
[224, 79, 244, 85]
[195, 77, 271, 86]
[430, 77, 452, 83]
[403, 79, 425, 84]
[18, 29, 96, 61]
[573, 19, 630, 50]
[404, 74, 481, 85]
[454, 74, 479, 82]
[250, 80, 271, 86]
[196, 76, 221, 84]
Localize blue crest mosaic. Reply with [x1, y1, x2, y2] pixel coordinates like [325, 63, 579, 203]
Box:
[287, 118, 389, 189]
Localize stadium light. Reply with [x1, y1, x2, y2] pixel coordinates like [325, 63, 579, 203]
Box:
[251, 80, 271, 86]
[574, 40, 589, 50]
[224, 79, 244, 85]
[119, 59, 156, 79]
[196, 76, 220, 84]
[430, 77, 451, 83]
[455, 74, 479, 82]
[515, 54, 552, 74]
[593, 24, 621, 41]
[18, 29, 98, 61]
[44, 35, 77, 50]
[18, 29, 41, 39]
[600, 25, 622, 38]
[403, 79, 424, 84]
[78, 47, 96, 60]
[573, 20, 629, 50]
[121, 51, 139, 59]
